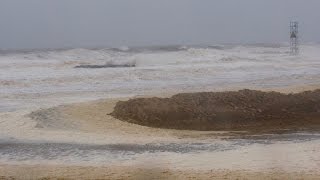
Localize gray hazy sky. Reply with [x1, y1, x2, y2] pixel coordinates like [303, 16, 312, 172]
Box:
[0, 0, 319, 49]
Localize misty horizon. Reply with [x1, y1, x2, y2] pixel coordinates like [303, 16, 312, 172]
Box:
[1, 0, 320, 50]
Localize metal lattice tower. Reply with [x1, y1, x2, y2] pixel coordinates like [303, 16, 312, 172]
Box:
[290, 21, 299, 55]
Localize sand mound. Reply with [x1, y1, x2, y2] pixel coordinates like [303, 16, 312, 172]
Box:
[110, 89, 320, 131]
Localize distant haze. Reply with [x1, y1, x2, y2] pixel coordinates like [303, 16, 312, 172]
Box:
[0, 0, 319, 49]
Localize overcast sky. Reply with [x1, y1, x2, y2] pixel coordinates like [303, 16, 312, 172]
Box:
[0, 0, 319, 49]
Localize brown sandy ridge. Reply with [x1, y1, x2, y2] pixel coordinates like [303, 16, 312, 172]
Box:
[111, 89, 320, 132]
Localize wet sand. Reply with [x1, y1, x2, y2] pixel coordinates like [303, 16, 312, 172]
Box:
[1, 164, 320, 180]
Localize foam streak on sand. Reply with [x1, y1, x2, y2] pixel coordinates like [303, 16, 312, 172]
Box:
[0, 44, 320, 178]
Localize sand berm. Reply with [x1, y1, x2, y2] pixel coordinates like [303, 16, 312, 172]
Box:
[110, 89, 320, 131]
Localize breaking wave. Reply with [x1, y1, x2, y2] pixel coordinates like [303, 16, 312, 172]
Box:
[74, 60, 136, 69]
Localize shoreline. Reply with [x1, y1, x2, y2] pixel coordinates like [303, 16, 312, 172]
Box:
[1, 85, 320, 179]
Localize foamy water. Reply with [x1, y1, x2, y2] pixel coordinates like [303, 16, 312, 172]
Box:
[1, 44, 320, 111]
[0, 44, 320, 171]
[1, 133, 319, 171]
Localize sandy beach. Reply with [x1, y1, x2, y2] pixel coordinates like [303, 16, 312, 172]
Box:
[1, 164, 320, 180]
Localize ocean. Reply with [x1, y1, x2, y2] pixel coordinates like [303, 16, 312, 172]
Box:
[1, 43, 320, 112]
[0, 44, 320, 172]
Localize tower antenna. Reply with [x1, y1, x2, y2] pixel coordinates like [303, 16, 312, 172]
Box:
[290, 21, 299, 55]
